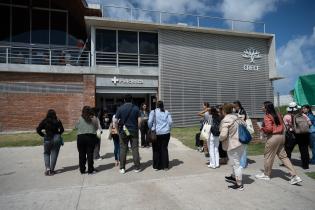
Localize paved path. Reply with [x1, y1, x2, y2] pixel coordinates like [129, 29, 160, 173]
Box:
[0, 130, 315, 210]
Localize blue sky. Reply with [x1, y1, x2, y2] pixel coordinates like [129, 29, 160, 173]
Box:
[89, 0, 315, 95]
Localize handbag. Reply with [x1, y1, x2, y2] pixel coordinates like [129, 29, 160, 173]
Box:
[200, 121, 211, 141]
[245, 118, 255, 135]
[96, 129, 103, 139]
[147, 110, 157, 143]
[236, 120, 252, 144]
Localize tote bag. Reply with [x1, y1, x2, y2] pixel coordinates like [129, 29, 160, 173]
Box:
[245, 119, 255, 135]
[200, 122, 211, 141]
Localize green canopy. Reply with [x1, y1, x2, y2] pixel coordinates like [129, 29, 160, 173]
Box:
[294, 74, 315, 106]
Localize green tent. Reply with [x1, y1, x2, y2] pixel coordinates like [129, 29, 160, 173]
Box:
[294, 74, 315, 106]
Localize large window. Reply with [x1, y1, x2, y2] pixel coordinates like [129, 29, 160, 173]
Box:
[32, 9, 49, 44]
[0, 5, 10, 41]
[95, 29, 158, 66]
[12, 7, 30, 43]
[50, 11, 67, 45]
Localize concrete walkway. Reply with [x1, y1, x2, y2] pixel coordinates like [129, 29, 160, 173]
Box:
[0, 130, 315, 210]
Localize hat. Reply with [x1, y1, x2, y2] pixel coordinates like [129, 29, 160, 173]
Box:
[287, 107, 297, 112]
[289, 102, 297, 108]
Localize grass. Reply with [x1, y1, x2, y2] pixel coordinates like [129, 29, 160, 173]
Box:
[0, 130, 77, 147]
[171, 126, 299, 156]
[305, 172, 315, 180]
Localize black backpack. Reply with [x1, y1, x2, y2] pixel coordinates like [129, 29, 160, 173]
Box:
[211, 116, 221, 136]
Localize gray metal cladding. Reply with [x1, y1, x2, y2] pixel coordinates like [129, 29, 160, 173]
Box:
[159, 29, 273, 127]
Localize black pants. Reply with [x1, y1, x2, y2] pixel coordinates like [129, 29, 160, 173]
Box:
[152, 133, 170, 170]
[140, 124, 149, 147]
[93, 138, 101, 159]
[77, 134, 96, 173]
[195, 132, 204, 147]
[219, 142, 227, 158]
[285, 132, 310, 169]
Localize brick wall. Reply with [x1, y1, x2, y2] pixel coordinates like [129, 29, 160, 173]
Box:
[0, 72, 95, 132]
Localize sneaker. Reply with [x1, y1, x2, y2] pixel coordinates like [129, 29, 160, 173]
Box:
[208, 164, 216, 169]
[225, 175, 236, 183]
[44, 170, 51, 176]
[120, 168, 125, 174]
[289, 176, 302, 185]
[97, 157, 103, 161]
[134, 168, 141, 173]
[255, 173, 270, 180]
[88, 171, 97, 175]
[154, 168, 159, 171]
[228, 184, 244, 191]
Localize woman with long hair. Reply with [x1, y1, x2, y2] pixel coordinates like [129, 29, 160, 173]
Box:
[255, 101, 302, 185]
[302, 104, 315, 164]
[76, 106, 99, 174]
[140, 103, 149, 147]
[148, 101, 173, 170]
[208, 107, 221, 169]
[37, 109, 64, 176]
[220, 103, 245, 190]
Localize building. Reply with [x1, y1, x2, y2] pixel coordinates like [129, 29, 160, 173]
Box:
[0, 0, 279, 132]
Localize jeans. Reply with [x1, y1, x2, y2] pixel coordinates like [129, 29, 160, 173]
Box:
[43, 134, 62, 171]
[112, 134, 120, 161]
[119, 132, 140, 170]
[227, 145, 244, 182]
[310, 133, 315, 164]
[240, 145, 248, 168]
[93, 137, 101, 159]
[208, 134, 219, 167]
[140, 124, 149, 147]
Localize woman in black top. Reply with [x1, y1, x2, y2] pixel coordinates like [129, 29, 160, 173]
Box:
[37, 109, 64, 176]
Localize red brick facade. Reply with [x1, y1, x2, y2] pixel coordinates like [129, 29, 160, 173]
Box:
[0, 72, 95, 132]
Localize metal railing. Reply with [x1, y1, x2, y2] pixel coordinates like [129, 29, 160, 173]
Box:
[0, 46, 91, 66]
[101, 5, 266, 33]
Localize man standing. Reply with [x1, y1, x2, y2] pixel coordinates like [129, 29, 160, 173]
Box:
[115, 94, 141, 174]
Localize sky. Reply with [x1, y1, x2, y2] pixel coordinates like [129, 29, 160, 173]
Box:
[89, 0, 315, 95]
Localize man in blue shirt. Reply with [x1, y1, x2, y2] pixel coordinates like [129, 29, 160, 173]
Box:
[115, 94, 141, 174]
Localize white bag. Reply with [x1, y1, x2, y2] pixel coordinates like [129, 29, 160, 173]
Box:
[96, 129, 103, 139]
[200, 122, 211, 141]
[246, 119, 255, 135]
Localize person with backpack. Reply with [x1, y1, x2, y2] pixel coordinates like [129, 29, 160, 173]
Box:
[208, 107, 221, 169]
[220, 103, 245, 190]
[287, 102, 311, 169]
[37, 109, 64, 176]
[302, 104, 315, 164]
[255, 101, 302, 185]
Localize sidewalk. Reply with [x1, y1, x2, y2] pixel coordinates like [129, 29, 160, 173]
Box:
[0, 130, 314, 210]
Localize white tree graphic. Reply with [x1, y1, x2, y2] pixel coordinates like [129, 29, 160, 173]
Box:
[242, 48, 262, 63]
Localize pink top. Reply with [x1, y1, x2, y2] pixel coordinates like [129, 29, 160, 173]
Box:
[283, 113, 311, 130]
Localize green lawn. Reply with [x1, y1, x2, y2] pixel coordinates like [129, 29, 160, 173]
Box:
[0, 130, 77, 147]
[306, 172, 315, 180]
[171, 126, 298, 156]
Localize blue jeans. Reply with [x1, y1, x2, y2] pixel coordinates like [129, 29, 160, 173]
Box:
[43, 135, 62, 171]
[112, 134, 120, 161]
[310, 133, 315, 164]
[240, 144, 248, 168]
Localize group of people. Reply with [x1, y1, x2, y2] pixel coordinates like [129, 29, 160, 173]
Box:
[36, 96, 315, 191]
[36, 94, 173, 176]
[196, 100, 315, 190]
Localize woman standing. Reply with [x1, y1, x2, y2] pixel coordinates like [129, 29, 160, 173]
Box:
[219, 103, 245, 190]
[233, 101, 248, 168]
[37, 109, 64, 176]
[255, 101, 302, 185]
[208, 107, 221, 169]
[76, 106, 98, 174]
[302, 104, 315, 164]
[109, 114, 120, 167]
[140, 103, 149, 147]
[148, 101, 173, 170]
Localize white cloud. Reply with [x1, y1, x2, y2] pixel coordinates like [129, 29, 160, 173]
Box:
[219, 0, 284, 31]
[274, 26, 315, 95]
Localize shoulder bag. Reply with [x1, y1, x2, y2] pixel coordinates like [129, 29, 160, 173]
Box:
[147, 110, 157, 143]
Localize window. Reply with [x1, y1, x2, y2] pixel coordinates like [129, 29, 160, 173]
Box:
[50, 11, 67, 45]
[0, 5, 10, 41]
[31, 9, 49, 44]
[12, 7, 30, 43]
[96, 29, 116, 52]
[118, 31, 137, 53]
[139, 32, 158, 54]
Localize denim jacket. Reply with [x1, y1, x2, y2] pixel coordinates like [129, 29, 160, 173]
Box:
[148, 108, 172, 135]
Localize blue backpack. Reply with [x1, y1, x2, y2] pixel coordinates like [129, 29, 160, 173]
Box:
[237, 120, 252, 144]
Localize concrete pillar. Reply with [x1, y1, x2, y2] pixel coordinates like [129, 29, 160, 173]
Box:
[91, 26, 96, 67]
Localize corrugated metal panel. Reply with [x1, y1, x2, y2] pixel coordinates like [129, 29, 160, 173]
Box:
[159, 30, 273, 127]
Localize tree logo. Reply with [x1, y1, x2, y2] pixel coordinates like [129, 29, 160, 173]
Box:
[242, 48, 262, 63]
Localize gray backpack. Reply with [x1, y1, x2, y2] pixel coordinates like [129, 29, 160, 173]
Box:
[293, 114, 309, 134]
